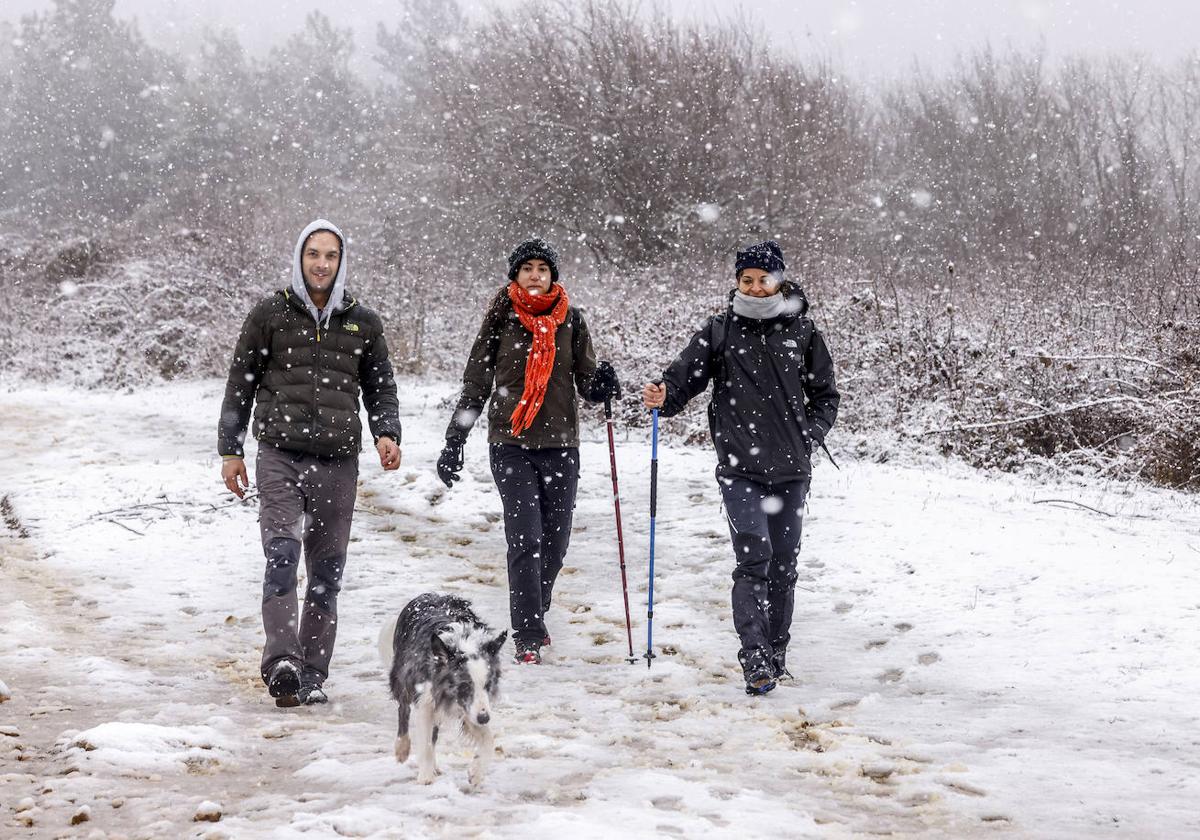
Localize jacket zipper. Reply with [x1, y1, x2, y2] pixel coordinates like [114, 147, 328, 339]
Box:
[312, 319, 322, 444]
[756, 324, 812, 468]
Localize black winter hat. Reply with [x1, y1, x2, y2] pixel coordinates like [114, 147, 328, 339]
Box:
[507, 238, 560, 284]
[735, 240, 786, 276]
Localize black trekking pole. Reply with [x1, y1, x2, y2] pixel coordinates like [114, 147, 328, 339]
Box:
[645, 380, 662, 669]
[604, 392, 638, 664]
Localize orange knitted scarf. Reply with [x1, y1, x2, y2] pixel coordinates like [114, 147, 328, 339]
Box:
[507, 280, 569, 437]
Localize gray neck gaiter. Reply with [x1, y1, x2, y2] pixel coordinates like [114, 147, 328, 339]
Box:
[732, 290, 788, 320]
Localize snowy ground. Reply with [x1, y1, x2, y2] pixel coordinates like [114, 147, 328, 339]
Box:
[2, 379, 1199, 839]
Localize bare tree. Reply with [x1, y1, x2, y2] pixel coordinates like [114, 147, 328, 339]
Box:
[1152, 55, 1200, 272]
[2, 0, 180, 226]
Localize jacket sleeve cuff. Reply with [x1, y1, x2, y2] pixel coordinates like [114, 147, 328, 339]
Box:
[656, 382, 682, 417]
[374, 428, 401, 446]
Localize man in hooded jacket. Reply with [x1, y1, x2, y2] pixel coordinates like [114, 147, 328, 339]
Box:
[218, 219, 401, 707]
[643, 240, 839, 696]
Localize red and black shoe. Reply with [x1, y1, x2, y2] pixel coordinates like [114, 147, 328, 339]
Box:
[513, 641, 542, 665]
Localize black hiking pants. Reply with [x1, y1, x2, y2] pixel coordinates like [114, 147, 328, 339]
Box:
[718, 476, 810, 664]
[256, 445, 359, 686]
[489, 444, 580, 645]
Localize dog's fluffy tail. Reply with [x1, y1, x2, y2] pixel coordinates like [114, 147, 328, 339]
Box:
[377, 615, 398, 670]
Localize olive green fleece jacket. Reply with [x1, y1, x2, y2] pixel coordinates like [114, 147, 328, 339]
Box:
[446, 288, 603, 448]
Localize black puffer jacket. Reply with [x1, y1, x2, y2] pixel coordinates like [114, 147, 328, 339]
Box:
[659, 283, 839, 484]
[218, 288, 401, 458]
[446, 286, 601, 449]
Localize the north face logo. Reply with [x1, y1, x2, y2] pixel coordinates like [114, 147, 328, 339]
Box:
[783, 339, 797, 348]
[344, 323, 360, 332]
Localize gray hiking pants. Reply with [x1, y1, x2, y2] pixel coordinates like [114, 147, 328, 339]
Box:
[256, 444, 359, 686]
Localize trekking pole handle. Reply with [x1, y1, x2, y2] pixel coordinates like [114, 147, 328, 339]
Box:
[650, 408, 659, 518]
[650, 456, 658, 517]
[649, 379, 662, 515]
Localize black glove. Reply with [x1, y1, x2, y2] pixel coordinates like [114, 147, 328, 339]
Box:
[591, 360, 621, 401]
[437, 443, 464, 488]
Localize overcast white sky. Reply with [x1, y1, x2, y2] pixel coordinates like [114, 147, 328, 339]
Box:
[4, 0, 1195, 81]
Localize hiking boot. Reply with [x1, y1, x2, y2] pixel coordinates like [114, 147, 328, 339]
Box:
[266, 659, 301, 706]
[514, 640, 542, 665]
[298, 683, 328, 705]
[744, 673, 777, 695]
[739, 648, 777, 696]
[770, 649, 793, 682]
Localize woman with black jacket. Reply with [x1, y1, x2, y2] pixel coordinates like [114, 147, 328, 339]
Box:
[642, 240, 840, 695]
[438, 239, 619, 664]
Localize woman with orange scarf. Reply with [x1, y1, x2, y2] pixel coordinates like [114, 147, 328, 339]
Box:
[438, 239, 620, 664]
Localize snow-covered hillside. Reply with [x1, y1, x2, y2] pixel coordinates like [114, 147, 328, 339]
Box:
[2, 380, 1198, 838]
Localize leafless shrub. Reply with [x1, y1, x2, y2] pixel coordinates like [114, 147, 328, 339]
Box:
[2, 1, 1198, 488]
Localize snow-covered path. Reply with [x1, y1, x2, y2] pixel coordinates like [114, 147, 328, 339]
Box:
[2, 380, 1199, 839]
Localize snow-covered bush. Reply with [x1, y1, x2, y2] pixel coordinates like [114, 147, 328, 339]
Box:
[2, 0, 1197, 488]
[815, 264, 1200, 489]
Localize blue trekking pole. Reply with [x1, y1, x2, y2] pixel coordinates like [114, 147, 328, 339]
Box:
[645, 380, 662, 668]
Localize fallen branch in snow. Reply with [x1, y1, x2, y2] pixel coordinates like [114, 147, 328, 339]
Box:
[89, 495, 256, 540]
[92, 499, 193, 517]
[104, 519, 146, 536]
[91, 494, 258, 528]
[204, 493, 259, 510]
[1031, 499, 1115, 518]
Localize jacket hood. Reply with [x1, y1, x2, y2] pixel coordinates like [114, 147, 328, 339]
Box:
[782, 281, 810, 316]
[291, 218, 348, 326]
[725, 280, 809, 319]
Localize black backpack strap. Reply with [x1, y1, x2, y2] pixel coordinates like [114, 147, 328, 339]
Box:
[819, 438, 840, 469]
[710, 312, 730, 381]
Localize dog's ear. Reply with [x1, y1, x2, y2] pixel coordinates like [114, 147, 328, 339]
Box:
[431, 628, 455, 661]
[483, 629, 508, 657]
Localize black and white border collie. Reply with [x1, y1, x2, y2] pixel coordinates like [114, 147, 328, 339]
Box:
[380, 593, 508, 786]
